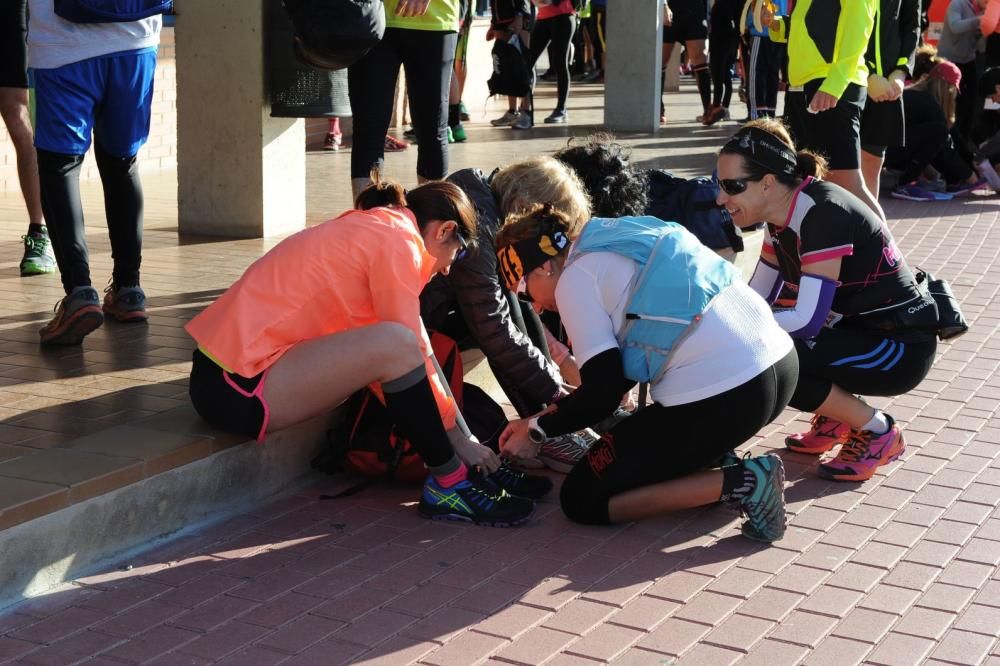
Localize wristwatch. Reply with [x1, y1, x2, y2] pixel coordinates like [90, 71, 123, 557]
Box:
[527, 416, 548, 445]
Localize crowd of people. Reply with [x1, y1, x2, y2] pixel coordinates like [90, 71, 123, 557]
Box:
[1, 0, 980, 542]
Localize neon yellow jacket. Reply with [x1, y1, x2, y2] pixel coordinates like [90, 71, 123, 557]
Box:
[770, 0, 877, 99]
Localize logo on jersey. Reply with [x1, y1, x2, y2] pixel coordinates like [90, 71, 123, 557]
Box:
[882, 241, 901, 267]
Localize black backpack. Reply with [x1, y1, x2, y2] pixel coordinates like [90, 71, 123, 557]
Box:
[488, 36, 532, 98]
[645, 169, 744, 253]
[54, 0, 172, 23]
[283, 0, 385, 70]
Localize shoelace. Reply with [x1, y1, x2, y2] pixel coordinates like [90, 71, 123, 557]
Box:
[835, 431, 870, 463]
[809, 415, 843, 438]
[22, 235, 50, 253]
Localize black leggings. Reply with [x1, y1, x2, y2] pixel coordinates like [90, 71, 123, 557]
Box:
[526, 14, 576, 112]
[349, 28, 457, 181]
[560, 350, 799, 525]
[789, 327, 938, 413]
[884, 121, 974, 185]
[709, 34, 738, 109]
[37, 145, 144, 293]
[746, 35, 783, 117]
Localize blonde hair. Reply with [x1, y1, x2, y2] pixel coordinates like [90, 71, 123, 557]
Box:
[911, 75, 958, 126]
[490, 156, 591, 237]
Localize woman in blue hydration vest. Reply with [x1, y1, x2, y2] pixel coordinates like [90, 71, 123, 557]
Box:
[494, 204, 798, 543]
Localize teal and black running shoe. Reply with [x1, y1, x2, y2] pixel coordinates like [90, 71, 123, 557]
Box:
[419, 475, 534, 527]
[738, 454, 787, 543]
[20, 231, 56, 276]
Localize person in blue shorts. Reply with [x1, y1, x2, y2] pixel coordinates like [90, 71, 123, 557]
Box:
[27, 0, 161, 345]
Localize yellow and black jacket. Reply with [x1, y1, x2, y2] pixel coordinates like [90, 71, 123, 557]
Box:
[771, 0, 878, 99]
[865, 0, 921, 78]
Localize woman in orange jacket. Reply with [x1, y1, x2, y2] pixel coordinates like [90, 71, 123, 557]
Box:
[186, 180, 538, 527]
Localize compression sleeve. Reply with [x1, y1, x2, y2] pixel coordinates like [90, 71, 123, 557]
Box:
[538, 348, 631, 436]
[772, 273, 839, 338]
[748, 259, 782, 304]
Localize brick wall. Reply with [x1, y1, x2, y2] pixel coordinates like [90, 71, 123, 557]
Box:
[0, 28, 177, 194]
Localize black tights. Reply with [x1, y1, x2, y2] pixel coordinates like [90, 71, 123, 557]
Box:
[789, 328, 938, 413]
[560, 350, 798, 525]
[349, 28, 457, 181]
[37, 145, 143, 294]
[526, 14, 576, 112]
[710, 40, 738, 108]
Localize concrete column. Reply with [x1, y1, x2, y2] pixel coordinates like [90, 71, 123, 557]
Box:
[604, 0, 662, 132]
[175, 0, 305, 238]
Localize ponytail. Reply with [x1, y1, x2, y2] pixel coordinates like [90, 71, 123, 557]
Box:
[355, 179, 407, 211]
[794, 150, 828, 181]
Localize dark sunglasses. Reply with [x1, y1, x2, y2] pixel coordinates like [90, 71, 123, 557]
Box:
[718, 173, 764, 196]
[515, 276, 534, 303]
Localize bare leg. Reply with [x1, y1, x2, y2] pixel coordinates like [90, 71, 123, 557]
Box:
[0, 87, 44, 227]
[860, 150, 884, 202]
[608, 469, 723, 523]
[262, 322, 423, 431]
[812, 384, 875, 430]
[826, 167, 886, 222]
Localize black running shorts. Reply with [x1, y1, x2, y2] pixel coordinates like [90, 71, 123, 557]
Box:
[189, 349, 270, 442]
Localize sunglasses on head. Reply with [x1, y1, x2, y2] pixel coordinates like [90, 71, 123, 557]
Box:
[717, 173, 765, 196]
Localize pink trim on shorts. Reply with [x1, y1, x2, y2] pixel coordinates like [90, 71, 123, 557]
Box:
[222, 367, 272, 443]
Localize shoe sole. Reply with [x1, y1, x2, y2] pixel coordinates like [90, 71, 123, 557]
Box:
[103, 305, 148, 323]
[537, 455, 578, 474]
[418, 505, 534, 527]
[20, 265, 57, 277]
[40, 306, 104, 345]
[816, 433, 906, 482]
[784, 436, 839, 455]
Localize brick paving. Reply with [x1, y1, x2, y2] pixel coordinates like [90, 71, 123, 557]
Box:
[1, 79, 1000, 664]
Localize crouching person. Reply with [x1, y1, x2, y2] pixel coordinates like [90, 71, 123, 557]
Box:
[496, 205, 798, 543]
[185, 180, 537, 527]
[717, 120, 938, 482]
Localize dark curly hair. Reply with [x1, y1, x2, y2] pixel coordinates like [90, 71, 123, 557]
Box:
[554, 134, 649, 218]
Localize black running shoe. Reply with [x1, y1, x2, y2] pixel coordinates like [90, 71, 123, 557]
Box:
[419, 475, 534, 527]
[483, 462, 553, 500]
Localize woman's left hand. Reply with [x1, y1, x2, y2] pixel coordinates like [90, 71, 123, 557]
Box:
[395, 0, 431, 17]
[499, 419, 541, 461]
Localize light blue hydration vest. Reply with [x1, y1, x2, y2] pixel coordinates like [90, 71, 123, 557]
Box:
[570, 216, 739, 384]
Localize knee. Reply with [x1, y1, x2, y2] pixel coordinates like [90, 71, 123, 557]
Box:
[372, 322, 423, 369]
[559, 465, 611, 525]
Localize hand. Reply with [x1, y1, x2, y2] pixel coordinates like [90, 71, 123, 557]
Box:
[808, 90, 838, 113]
[664, 5, 673, 27]
[448, 429, 501, 473]
[394, 0, 431, 17]
[887, 71, 906, 100]
[866, 74, 893, 102]
[499, 418, 542, 462]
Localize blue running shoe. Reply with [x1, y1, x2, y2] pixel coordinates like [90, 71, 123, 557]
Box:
[737, 454, 787, 543]
[419, 475, 534, 527]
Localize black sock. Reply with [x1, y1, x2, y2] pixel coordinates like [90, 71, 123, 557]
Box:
[383, 365, 454, 469]
[720, 463, 756, 504]
[448, 104, 461, 129]
[28, 223, 46, 236]
[694, 64, 712, 111]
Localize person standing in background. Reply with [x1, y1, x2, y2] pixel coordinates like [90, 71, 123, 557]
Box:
[348, 0, 460, 198]
[1, 0, 56, 277]
[28, 0, 161, 345]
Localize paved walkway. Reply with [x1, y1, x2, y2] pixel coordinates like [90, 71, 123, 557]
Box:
[1, 81, 999, 665]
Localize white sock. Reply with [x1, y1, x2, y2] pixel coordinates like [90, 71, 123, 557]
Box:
[861, 410, 890, 435]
